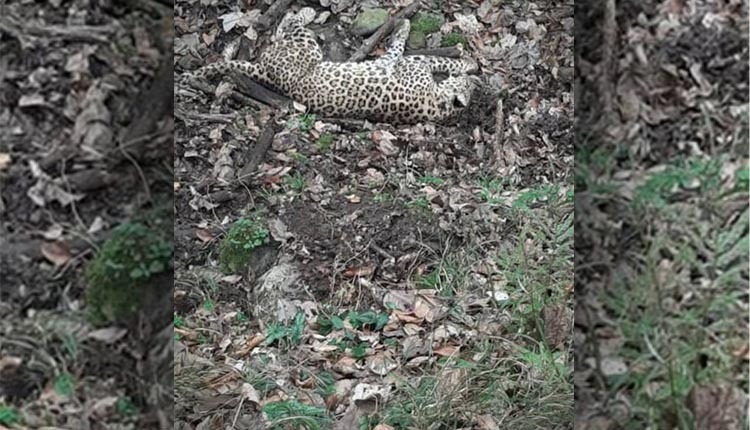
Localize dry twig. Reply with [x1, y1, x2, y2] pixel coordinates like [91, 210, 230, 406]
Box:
[349, 1, 421, 62]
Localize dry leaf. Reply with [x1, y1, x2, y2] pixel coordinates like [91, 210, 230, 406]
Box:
[366, 352, 397, 376]
[41, 241, 72, 266]
[476, 414, 499, 429]
[0, 153, 11, 170]
[195, 228, 214, 242]
[87, 327, 127, 344]
[433, 344, 460, 357]
[543, 304, 572, 350]
[688, 383, 747, 429]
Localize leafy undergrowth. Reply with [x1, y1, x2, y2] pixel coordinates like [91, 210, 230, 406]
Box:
[174, 0, 573, 428]
[575, 0, 749, 427]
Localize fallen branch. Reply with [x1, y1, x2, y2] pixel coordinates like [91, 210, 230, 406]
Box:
[174, 109, 236, 124]
[182, 78, 265, 110]
[319, 117, 369, 130]
[349, 1, 420, 62]
[230, 72, 293, 111]
[238, 121, 279, 181]
[492, 99, 504, 167]
[181, 71, 292, 112]
[405, 46, 462, 58]
[0, 15, 113, 44]
[599, 0, 616, 125]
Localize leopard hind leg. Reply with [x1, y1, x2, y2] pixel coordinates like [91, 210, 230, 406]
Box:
[402, 55, 478, 75]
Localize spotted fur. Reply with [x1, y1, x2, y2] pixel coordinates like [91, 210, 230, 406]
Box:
[181, 8, 479, 124]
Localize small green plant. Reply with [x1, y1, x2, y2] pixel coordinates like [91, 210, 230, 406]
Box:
[289, 113, 317, 131]
[263, 400, 332, 430]
[85, 222, 173, 325]
[218, 217, 270, 273]
[264, 311, 306, 348]
[264, 403, 330, 429]
[245, 370, 278, 396]
[316, 371, 336, 397]
[347, 310, 389, 331]
[351, 343, 368, 359]
[417, 270, 441, 289]
[54, 372, 75, 397]
[290, 151, 308, 163]
[479, 177, 505, 204]
[62, 333, 79, 360]
[407, 196, 431, 212]
[116, 396, 138, 416]
[411, 13, 443, 34]
[418, 175, 444, 186]
[317, 313, 346, 335]
[316, 133, 335, 151]
[513, 184, 560, 210]
[235, 311, 249, 323]
[285, 171, 306, 192]
[634, 158, 722, 208]
[203, 299, 215, 313]
[441, 32, 467, 47]
[0, 404, 19, 426]
[174, 314, 185, 328]
[734, 165, 748, 191]
[373, 191, 392, 203]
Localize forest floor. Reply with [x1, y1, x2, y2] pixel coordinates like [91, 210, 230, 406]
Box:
[0, 0, 173, 428]
[575, 0, 749, 428]
[174, 0, 574, 429]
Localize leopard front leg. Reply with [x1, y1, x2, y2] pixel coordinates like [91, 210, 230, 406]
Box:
[372, 19, 410, 72]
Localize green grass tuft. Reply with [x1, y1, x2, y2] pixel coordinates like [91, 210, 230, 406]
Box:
[0, 404, 19, 426]
[263, 400, 332, 429]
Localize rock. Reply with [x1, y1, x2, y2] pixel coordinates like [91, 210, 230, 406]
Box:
[351, 8, 388, 36]
[406, 30, 426, 49]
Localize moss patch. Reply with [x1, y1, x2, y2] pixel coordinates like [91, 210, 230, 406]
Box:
[85, 222, 173, 326]
[411, 13, 444, 34]
[441, 32, 467, 47]
[218, 216, 270, 273]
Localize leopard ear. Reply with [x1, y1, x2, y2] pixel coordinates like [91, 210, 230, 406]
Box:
[453, 93, 469, 108]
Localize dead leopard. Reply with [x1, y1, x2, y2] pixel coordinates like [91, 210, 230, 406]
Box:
[179, 7, 481, 124]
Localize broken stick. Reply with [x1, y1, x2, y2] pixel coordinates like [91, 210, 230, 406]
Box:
[349, 1, 420, 62]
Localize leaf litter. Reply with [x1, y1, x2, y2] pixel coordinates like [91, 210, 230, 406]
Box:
[175, 0, 573, 428]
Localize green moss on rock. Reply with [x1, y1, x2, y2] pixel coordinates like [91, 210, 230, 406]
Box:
[219, 217, 270, 273]
[85, 222, 173, 325]
[411, 13, 444, 34]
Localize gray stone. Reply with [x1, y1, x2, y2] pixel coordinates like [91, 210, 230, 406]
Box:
[351, 8, 388, 36]
[406, 30, 426, 50]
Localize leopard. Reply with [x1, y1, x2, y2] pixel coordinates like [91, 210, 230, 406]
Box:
[180, 7, 480, 124]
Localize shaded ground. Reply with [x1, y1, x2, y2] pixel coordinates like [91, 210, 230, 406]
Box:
[575, 0, 749, 428]
[174, 0, 573, 428]
[0, 1, 173, 428]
